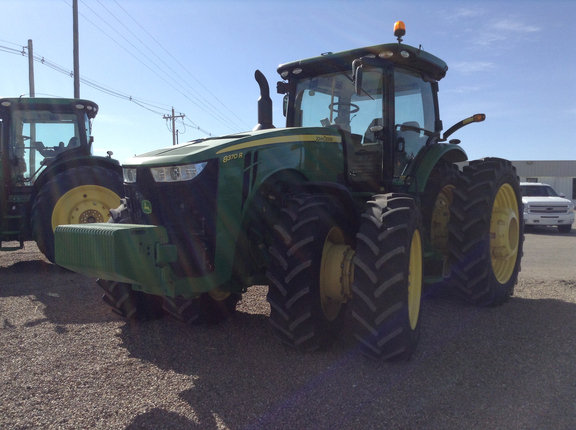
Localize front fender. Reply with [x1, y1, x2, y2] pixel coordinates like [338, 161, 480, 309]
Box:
[407, 144, 467, 193]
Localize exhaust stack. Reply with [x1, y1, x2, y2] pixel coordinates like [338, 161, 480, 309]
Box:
[253, 70, 275, 131]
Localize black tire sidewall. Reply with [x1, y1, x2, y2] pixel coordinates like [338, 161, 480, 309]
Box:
[351, 193, 424, 360]
[267, 193, 354, 350]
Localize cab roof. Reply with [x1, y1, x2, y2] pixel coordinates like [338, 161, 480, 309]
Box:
[0, 97, 99, 119]
[277, 43, 448, 82]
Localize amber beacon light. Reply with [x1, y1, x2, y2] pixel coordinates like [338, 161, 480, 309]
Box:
[394, 21, 406, 42]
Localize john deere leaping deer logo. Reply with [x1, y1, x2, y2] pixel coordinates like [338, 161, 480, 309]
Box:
[141, 200, 152, 214]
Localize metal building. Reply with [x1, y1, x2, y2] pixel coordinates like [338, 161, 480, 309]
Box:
[511, 160, 576, 204]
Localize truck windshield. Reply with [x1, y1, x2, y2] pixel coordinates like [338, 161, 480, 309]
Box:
[11, 110, 80, 185]
[520, 185, 558, 197]
[294, 68, 383, 140]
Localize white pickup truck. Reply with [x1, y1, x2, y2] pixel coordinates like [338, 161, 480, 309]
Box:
[520, 182, 575, 233]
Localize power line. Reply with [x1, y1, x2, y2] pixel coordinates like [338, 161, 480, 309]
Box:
[98, 0, 243, 131]
[0, 42, 213, 135]
[112, 0, 251, 130]
[71, 0, 245, 132]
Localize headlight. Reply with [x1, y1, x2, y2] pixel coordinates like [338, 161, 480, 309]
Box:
[150, 162, 207, 183]
[123, 168, 137, 183]
[569, 202, 575, 211]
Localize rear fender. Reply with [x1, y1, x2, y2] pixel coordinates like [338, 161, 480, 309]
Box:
[407, 144, 467, 194]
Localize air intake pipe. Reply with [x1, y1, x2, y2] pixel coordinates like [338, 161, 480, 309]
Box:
[253, 70, 275, 131]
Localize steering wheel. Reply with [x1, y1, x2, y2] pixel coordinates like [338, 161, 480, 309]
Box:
[329, 102, 360, 114]
[395, 123, 433, 137]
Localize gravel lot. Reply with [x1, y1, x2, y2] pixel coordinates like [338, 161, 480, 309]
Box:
[1, 227, 575, 429]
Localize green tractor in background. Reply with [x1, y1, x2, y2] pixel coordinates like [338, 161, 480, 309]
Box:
[55, 22, 523, 360]
[0, 97, 123, 262]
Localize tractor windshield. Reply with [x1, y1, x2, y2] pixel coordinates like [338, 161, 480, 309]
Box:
[294, 68, 385, 186]
[294, 69, 383, 139]
[10, 110, 81, 186]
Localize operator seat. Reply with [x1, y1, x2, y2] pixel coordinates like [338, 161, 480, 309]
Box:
[397, 121, 426, 158]
[67, 137, 80, 149]
[363, 118, 383, 144]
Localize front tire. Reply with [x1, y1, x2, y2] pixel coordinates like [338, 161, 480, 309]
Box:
[266, 194, 354, 351]
[351, 194, 424, 361]
[558, 224, 572, 234]
[447, 158, 523, 306]
[162, 293, 240, 325]
[31, 166, 123, 263]
[98, 280, 165, 321]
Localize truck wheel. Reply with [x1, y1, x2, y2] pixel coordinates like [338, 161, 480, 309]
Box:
[31, 166, 123, 263]
[351, 194, 423, 361]
[447, 158, 523, 306]
[558, 224, 572, 234]
[163, 293, 240, 325]
[267, 194, 354, 351]
[97, 280, 165, 320]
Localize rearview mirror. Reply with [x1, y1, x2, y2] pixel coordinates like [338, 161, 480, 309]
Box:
[352, 59, 363, 96]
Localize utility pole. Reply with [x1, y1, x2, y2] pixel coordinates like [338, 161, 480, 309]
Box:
[73, 0, 80, 98]
[28, 39, 36, 180]
[27, 40, 35, 97]
[163, 108, 185, 146]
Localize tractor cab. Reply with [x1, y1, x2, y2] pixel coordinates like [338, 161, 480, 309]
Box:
[277, 24, 447, 191]
[0, 98, 97, 188]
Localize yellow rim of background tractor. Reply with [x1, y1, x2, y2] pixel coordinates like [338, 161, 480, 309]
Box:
[490, 183, 520, 284]
[51, 185, 121, 231]
[408, 229, 423, 331]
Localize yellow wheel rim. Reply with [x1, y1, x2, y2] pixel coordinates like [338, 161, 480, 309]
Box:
[490, 183, 520, 284]
[319, 227, 354, 321]
[430, 184, 454, 254]
[408, 229, 423, 330]
[51, 185, 121, 231]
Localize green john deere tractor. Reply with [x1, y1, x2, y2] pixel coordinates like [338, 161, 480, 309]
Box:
[55, 22, 523, 360]
[0, 97, 123, 262]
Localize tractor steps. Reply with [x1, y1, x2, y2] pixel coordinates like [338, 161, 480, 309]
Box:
[1, 214, 24, 251]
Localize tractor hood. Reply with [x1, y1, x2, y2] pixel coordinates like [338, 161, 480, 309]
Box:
[123, 127, 342, 167]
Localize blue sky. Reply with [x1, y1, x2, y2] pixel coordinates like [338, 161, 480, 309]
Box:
[1, 0, 575, 164]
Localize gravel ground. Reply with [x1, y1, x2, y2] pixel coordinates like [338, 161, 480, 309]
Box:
[1, 229, 576, 429]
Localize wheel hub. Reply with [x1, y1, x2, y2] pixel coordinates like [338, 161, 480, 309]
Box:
[490, 207, 519, 260]
[208, 287, 231, 301]
[320, 228, 355, 321]
[78, 209, 104, 224]
[431, 184, 454, 253]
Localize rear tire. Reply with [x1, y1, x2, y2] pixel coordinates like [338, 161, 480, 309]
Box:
[421, 161, 461, 297]
[350, 194, 423, 361]
[31, 166, 123, 263]
[447, 158, 523, 306]
[421, 161, 461, 256]
[266, 194, 354, 351]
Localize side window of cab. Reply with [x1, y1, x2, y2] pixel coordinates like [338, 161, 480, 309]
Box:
[394, 69, 436, 175]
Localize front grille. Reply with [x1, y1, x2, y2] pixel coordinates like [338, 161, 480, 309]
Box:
[527, 205, 569, 214]
[125, 159, 219, 277]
